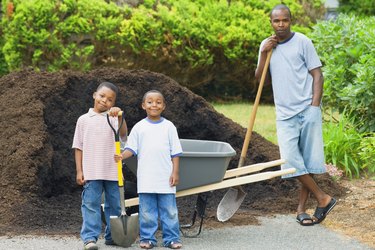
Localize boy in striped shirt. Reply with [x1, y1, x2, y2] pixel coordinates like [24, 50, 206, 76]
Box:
[72, 81, 127, 250]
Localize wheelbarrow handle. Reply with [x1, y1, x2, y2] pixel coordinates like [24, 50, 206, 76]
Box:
[107, 111, 125, 187]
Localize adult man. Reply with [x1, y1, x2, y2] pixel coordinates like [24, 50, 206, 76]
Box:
[255, 4, 336, 226]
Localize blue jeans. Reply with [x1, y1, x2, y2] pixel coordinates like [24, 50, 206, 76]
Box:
[80, 180, 121, 243]
[276, 105, 326, 178]
[139, 193, 181, 246]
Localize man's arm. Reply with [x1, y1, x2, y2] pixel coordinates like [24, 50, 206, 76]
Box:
[255, 35, 277, 84]
[119, 118, 128, 142]
[309, 67, 324, 106]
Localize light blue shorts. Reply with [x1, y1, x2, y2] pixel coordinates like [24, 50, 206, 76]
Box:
[276, 105, 326, 178]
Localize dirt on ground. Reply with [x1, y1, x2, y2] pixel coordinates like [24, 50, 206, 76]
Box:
[0, 68, 373, 248]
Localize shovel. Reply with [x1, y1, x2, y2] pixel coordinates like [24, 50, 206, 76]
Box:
[107, 112, 139, 247]
[217, 49, 273, 222]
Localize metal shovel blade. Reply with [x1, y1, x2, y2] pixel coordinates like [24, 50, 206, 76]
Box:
[110, 213, 139, 247]
[216, 186, 246, 222]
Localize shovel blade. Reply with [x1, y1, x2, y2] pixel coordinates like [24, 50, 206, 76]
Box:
[110, 213, 139, 247]
[216, 187, 247, 222]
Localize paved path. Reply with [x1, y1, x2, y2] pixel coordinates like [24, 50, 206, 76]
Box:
[0, 215, 373, 250]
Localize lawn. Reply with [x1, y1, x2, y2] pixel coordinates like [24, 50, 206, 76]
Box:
[211, 102, 278, 144]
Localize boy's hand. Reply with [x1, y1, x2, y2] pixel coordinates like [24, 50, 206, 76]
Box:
[114, 153, 123, 162]
[169, 172, 179, 187]
[76, 172, 85, 185]
[108, 107, 122, 117]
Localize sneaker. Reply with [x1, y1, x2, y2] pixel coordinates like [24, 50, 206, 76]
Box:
[165, 241, 182, 249]
[105, 239, 116, 246]
[84, 241, 98, 250]
[140, 240, 155, 249]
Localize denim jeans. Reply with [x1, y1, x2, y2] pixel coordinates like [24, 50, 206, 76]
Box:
[80, 180, 121, 243]
[139, 193, 181, 246]
[276, 105, 326, 178]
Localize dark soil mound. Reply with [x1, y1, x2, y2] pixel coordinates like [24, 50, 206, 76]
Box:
[0, 68, 346, 236]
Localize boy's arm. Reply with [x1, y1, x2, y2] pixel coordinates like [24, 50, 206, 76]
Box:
[119, 117, 128, 142]
[114, 149, 134, 162]
[121, 149, 133, 159]
[75, 148, 85, 185]
[170, 157, 180, 187]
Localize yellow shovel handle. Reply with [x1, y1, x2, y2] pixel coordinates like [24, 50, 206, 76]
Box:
[116, 141, 123, 187]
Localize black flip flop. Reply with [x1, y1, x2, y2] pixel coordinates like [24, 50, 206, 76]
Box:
[296, 212, 314, 226]
[313, 197, 337, 224]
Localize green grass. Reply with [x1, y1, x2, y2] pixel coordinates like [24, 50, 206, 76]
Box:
[211, 102, 277, 144]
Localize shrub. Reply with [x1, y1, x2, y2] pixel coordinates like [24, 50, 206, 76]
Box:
[311, 14, 375, 132]
[358, 134, 375, 177]
[323, 110, 369, 178]
[1, 0, 325, 100]
[338, 0, 375, 16]
[1, 0, 124, 71]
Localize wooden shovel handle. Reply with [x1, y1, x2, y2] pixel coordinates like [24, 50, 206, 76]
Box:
[238, 49, 273, 168]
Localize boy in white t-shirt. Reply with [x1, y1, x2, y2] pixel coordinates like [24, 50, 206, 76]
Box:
[72, 82, 127, 250]
[115, 90, 183, 249]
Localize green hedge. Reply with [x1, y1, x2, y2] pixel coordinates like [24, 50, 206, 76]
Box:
[338, 0, 375, 16]
[1, 0, 125, 71]
[1, 0, 324, 99]
[311, 14, 375, 132]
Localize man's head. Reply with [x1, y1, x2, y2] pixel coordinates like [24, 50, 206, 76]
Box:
[93, 81, 118, 113]
[270, 4, 292, 41]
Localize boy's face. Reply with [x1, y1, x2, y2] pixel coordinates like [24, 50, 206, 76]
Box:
[142, 92, 165, 120]
[93, 86, 116, 113]
[270, 8, 292, 41]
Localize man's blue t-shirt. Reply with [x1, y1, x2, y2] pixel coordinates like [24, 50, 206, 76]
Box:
[259, 32, 322, 120]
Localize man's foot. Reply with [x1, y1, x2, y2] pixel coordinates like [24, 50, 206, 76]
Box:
[296, 212, 314, 226]
[313, 197, 337, 224]
[84, 241, 98, 250]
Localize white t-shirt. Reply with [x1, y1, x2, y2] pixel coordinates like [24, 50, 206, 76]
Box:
[259, 32, 322, 120]
[124, 117, 182, 193]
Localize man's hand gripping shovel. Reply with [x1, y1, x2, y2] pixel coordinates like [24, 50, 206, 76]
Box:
[107, 111, 139, 247]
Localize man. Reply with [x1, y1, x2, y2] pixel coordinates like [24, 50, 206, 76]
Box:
[255, 4, 336, 226]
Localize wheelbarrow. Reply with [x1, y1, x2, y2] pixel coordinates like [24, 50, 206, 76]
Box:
[123, 139, 295, 236]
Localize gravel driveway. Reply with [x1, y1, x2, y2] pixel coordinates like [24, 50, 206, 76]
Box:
[1, 215, 372, 250]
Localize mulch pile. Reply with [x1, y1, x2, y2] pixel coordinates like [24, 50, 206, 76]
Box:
[0, 68, 346, 236]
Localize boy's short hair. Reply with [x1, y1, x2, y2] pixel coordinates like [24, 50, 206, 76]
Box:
[97, 81, 119, 97]
[142, 90, 165, 102]
[270, 4, 292, 19]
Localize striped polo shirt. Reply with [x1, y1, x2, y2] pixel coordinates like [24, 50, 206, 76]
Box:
[72, 108, 119, 181]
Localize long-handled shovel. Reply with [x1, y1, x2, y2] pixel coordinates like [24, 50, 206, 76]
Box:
[107, 112, 139, 247]
[217, 49, 273, 222]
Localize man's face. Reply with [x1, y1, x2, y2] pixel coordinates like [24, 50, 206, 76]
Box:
[270, 8, 292, 40]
